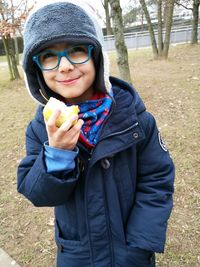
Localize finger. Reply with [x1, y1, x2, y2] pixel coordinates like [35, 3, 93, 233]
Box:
[61, 119, 84, 144]
[45, 109, 61, 132]
[70, 119, 84, 138]
[49, 119, 84, 150]
[59, 114, 79, 132]
[73, 119, 84, 132]
[66, 118, 84, 133]
[67, 120, 84, 147]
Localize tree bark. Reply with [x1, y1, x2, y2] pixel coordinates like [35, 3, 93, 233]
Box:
[109, 0, 132, 84]
[104, 0, 113, 35]
[163, 0, 175, 59]
[9, 37, 21, 79]
[157, 0, 164, 56]
[139, 0, 159, 59]
[191, 0, 199, 44]
[14, 37, 20, 65]
[2, 36, 21, 80]
[2, 37, 15, 81]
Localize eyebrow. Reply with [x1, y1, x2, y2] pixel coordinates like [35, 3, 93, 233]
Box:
[44, 44, 71, 51]
[43, 46, 61, 51]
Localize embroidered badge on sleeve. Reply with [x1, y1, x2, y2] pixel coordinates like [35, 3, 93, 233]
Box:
[158, 132, 168, 152]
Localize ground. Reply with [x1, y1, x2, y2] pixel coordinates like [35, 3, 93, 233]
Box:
[0, 43, 199, 266]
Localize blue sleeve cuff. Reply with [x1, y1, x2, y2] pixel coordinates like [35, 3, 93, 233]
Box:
[44, 142, 79, 173]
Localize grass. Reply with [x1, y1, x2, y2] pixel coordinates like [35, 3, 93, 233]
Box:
[0, 43, 200, 266]
[0, 67, 11, 87]
[0, 54, 22, 87]
[0, 55, 8, 62]
[0, 53, 22, 62]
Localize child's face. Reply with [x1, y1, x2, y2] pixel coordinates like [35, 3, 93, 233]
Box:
[41, 43, 96, 104]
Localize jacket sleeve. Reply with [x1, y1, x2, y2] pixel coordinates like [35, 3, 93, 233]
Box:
[17, 121, 80, 207]
[126, 111, 175, 253]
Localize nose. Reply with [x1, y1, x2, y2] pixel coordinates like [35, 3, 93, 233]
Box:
[58, 56, 74, 72]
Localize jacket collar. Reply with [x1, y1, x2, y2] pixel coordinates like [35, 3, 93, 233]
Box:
[99, 76, 146, 141]
[88, 77, 146, 165]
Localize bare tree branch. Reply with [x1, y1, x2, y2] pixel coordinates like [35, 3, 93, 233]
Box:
[101, 0, 105, 9]
[175, 1, 193, 10]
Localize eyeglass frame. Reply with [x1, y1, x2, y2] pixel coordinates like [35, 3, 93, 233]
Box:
[32, 44, 94, 71]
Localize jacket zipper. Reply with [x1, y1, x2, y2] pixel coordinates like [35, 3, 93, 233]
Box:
[88, 121, 139, 166]
[102, 175, 115, 267]
[99, 122, 139, 141]
[82, 96, 139, 266]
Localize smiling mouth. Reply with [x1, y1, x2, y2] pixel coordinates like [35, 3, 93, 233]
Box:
[58, 77, 80, 84]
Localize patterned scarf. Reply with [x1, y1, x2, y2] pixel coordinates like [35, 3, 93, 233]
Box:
[78, 91, 113, 148]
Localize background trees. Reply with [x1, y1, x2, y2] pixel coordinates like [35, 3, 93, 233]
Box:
[101, 0, 113, 35]
[191, 0, 200, 44]
[191, 0, 200, 43]
[109, 0, 132, 84]
[0, 0, 32, 80]
[139, 0, 176, 59]
[175, 0, 200, 44]
[102, 0, 199, 64]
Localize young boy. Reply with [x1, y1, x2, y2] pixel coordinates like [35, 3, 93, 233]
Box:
[17, 1, 175, 266]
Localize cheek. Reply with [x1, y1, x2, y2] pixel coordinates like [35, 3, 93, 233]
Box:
[85, 63, 96, 80]
[42, 72, 53, 85]
[85, 69, 96, 87]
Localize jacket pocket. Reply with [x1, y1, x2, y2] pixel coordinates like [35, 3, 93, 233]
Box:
[126, 246, 155, 267]
[55, 219, 81, 249]
[115, 242, 155, 267]
[55, 220, 91, 267]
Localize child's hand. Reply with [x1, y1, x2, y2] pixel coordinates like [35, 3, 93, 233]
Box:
[45, 109, 84, 150]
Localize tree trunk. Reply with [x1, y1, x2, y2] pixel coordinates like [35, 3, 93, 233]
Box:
[14, 37, 20, 65]
[163, 0, 175, 59]
[141, 10, 144, 30]
[157, 0, 164, 57]
[109, 0, 132, 84]
[2, 36, 21, 80]
[191, 1, 199, 44]
[104, 0, 113, 35]
[139, 0, 159, 59]
[9, 37, 21, 79]
[2, 37, 15, 81]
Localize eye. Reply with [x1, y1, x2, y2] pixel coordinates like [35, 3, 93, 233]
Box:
[69, 46, 87, 54]
[41, 51, 57, 60]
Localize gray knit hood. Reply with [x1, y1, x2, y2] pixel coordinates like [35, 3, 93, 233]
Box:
[22, 0, 111, 105]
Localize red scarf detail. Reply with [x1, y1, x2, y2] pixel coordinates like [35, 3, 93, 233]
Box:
[79, 92, 107, 149]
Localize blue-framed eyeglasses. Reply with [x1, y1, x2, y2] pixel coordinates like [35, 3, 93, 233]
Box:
[32, 44, 94, 71]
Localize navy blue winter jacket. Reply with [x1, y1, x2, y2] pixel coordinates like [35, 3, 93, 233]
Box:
[17, 77, 175, 267]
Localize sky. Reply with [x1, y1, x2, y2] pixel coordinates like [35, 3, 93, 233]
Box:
[86, 0, 132, 13]
[86, 0, 133, 22]
[30, 0, 133, 27]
